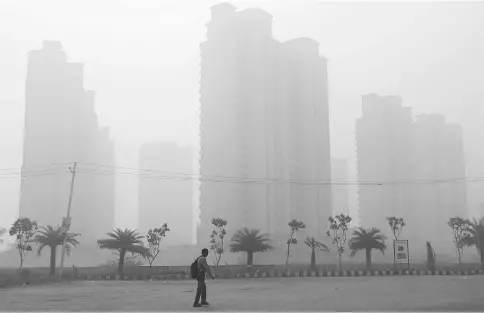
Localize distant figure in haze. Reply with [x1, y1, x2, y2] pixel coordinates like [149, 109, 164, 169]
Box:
[193, 248, 215, 307]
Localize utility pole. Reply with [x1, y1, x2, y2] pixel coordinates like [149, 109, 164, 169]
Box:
[58, 162, 77, 280]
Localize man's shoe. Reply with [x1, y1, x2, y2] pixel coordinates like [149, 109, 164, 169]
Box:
[193, 303, 202, 307]
[201, 301, 210, 306]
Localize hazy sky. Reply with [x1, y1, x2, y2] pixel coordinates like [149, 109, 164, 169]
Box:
[1, 0, 484, 237]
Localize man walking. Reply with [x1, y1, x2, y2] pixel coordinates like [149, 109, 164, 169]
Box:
[194, 248, 215, 307]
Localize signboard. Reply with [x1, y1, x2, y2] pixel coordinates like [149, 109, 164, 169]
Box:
[394, 240, 410, 264]
[61, 217, 71, 233]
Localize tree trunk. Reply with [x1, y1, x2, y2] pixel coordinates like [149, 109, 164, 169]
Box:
[118, 249, 126, 274]
[49, 246, 56, 276]
[457, 248, 462, 265]
[310, 250, 316, 268]
[338, 253, 342, 271]
[392, 239, 397, 269]
[480, 247, 484, 269]
[247, 251, 254, 266]
[365, 248, 372, 271]
[285, 244, 291, 272]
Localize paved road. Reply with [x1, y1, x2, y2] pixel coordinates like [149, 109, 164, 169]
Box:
[1, 276, 483, 311]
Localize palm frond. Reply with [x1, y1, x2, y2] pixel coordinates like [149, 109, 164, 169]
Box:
[462, 218, 484, 250]
[230, 228, 273, 253]
[97, 238, 123, 250]
[98, 228, 149, 257]
[304, 236, 329, 252]
[126, 244, 150, 257]
[37, 243, 49, 256]
[34, 224, 80, 250]
[319, 243, 330, 252]
[348, 227, 387, 254]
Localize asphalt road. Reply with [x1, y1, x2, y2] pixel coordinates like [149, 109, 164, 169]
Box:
[1, 276, 483, 311]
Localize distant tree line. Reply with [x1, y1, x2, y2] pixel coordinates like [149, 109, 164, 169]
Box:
[2, 213, 483, 276]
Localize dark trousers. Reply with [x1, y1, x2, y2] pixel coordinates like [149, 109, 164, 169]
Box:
[194, 277, 207, 303]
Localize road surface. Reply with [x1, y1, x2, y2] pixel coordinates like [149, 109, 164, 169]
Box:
[1, 276, 483, 311]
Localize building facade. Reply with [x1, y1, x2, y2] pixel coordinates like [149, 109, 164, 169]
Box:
[331, 158, 350, 216]
[20, 41, 115, 247]
[356, 94, 415, 233]
[412, 114, 467, 252]
[356, 94, 467, 257]
[198, 3, 332, 247]
[138, 142, 195, 246]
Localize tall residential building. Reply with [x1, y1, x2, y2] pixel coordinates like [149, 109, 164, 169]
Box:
[198, 3, 332, 246]
[412, 114, 467, 252]
[356, 94, 467, 256]
[331, 158, 350, 216]
[356, 94, 415, 233]
[138, 142, 195, 246]
[20, 41, 115, 247]
[0, 100, 23, 230]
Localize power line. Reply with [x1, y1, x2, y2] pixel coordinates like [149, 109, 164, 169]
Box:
[0, 167, 70, 179]
[0, 171, 67, 180]
[75, 162, 484, 186]
[75, 161, 375, 184]
[78, 161, 197, 177]
[76, 168, 369, 186]
[0, 161, 72, 172]
[1, 162, 484, 186]
[76, 168, 484, 186]
[78, 161, 288, 182]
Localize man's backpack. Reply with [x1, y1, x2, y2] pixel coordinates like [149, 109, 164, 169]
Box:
[190, 258, 199, 279]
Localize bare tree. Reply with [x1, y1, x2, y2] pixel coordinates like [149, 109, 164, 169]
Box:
[9, 218, 38, 270]
[326, 214, 352, 271]
[447, 217, 471, 265]
[145, 223, 170, 271]
[210, 217, 228, 266]
[285, 219, 306, 272]
[386, 217, 405, 240]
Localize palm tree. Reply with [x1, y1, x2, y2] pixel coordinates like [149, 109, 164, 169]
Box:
[460, 218, 484, 268]
[348, 227, 387, 271]
[304, 236, 329, 268]
[97, 228, 150, 274]
[34, 225, 80, 276]
[229, 228, 273, 265]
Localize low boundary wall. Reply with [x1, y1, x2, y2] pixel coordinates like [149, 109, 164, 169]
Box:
[76, 268, 484, 281]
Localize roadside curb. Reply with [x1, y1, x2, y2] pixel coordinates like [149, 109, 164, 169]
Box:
[77, 269, 484, 281]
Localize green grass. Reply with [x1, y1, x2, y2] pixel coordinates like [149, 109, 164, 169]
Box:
[1, 276, 484, 311]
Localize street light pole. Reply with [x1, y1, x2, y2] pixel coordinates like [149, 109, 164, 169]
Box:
[58, 162, 77, 280]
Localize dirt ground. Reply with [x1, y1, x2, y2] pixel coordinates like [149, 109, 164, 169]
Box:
[1, 276, 484, 311]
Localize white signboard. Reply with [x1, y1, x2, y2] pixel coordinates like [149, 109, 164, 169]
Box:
[394, 240, 409, 264]
[61, 217, 71, 232]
